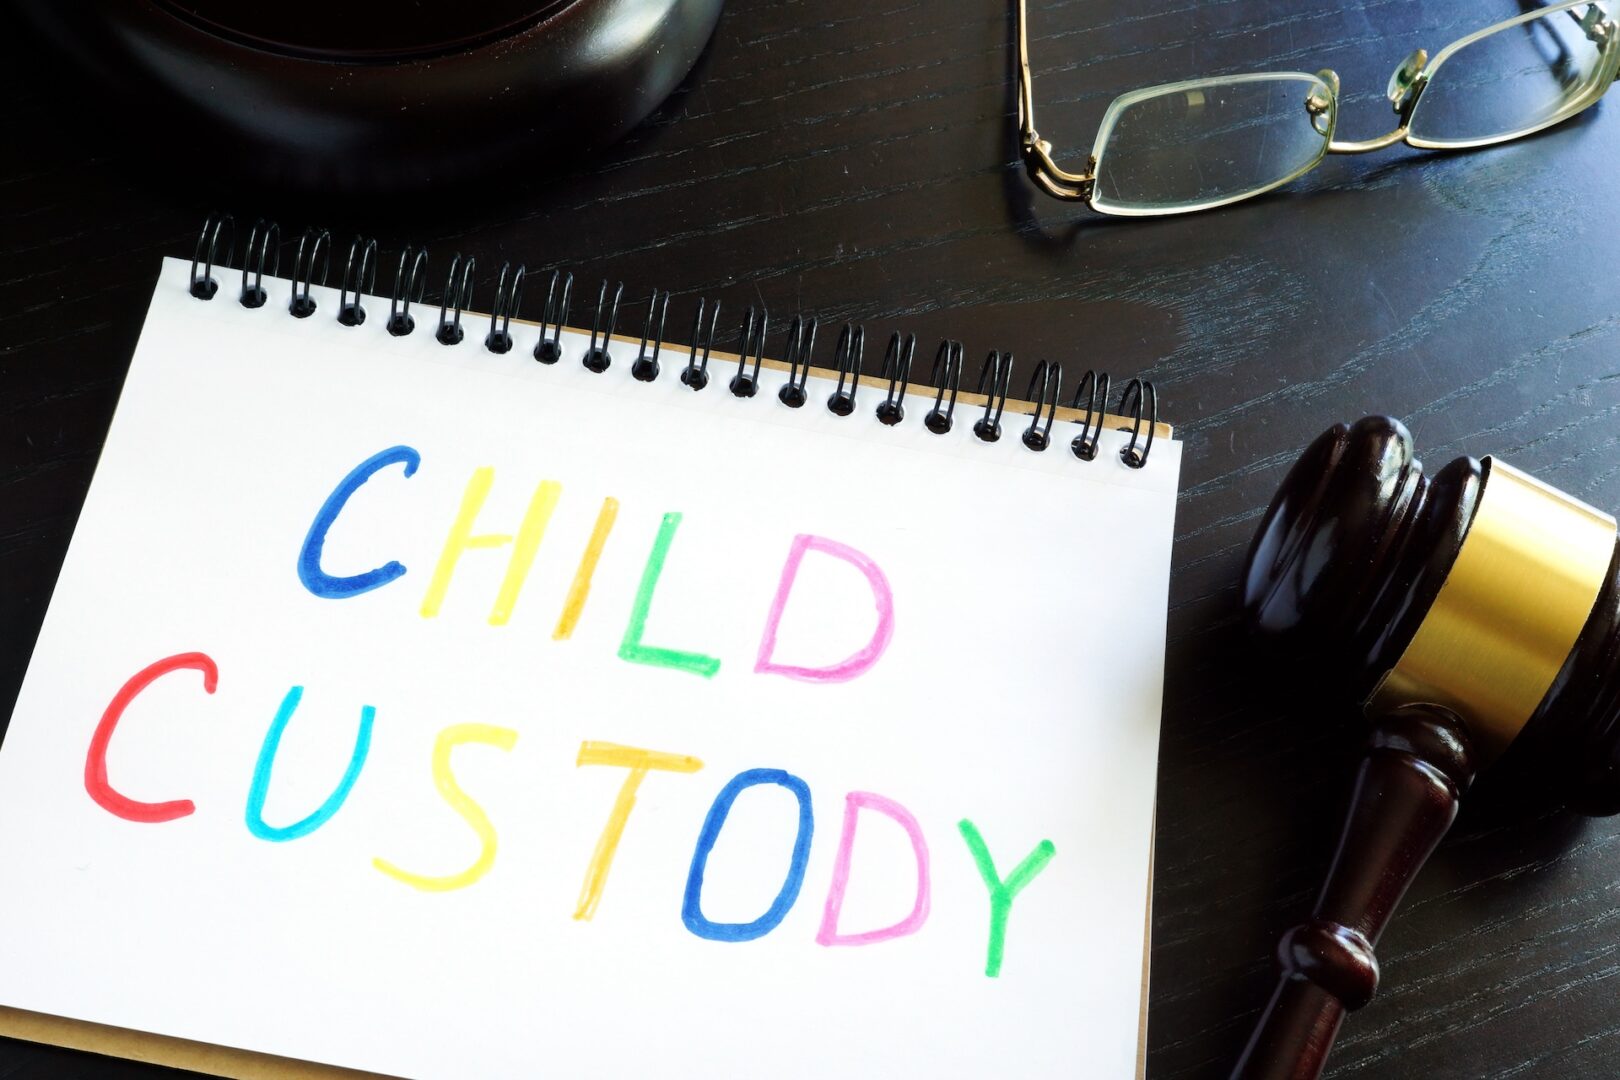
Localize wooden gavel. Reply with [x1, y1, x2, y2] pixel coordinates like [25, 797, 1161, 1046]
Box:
[1231, 416, 1620, 1080]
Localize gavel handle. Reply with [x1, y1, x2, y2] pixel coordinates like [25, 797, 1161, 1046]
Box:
[1230, 704, 1476, 1080]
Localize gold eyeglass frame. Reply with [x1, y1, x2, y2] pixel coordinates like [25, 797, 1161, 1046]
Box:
[1016, 0, 1620, 212]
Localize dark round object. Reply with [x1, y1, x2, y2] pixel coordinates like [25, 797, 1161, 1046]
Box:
[1242, 415, 1620, 813]
[14, 0, 725, 192]
[1242, 416, 1468, 697]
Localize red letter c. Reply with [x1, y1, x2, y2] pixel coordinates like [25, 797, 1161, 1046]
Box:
[84, 652, 218, 823]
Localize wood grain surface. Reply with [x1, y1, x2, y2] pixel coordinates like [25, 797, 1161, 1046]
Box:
[5, 1, 1620, 1077]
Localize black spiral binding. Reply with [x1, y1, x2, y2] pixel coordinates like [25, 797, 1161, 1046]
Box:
[876, 333, 915, 427]
[631, 289, 669, 382]
[731, 307, 767, 398]
[827, 323, 864, 417]
[185, 216, 1159, 469]
[974, 350, 1013, 443]
[288, 228, 330, 319]
[778, 316, 817, 409]
[925, 340, 963, 435]
[1069, 369, 1111, 461]
[583, 281, 623, 373]
[1021, 360, 1061, 452]
[485, 263, 525, 354]
[436, 254, 475, 345]
[535, 271, 573, 364]
[240, 219, 278, 309]
[388, 248, 428, 337]
[189, 214, 233, 300]
[338, 238, 378, 327]
[682, 299, 720, 390]
[1117, 378, 1157, 469]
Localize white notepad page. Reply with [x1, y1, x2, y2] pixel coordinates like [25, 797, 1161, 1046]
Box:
[0, 259, 1180, 1079]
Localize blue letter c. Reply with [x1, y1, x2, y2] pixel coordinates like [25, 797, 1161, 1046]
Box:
[298, 445, 420, 598]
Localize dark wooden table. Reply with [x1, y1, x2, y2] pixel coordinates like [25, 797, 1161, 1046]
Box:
[6, 1, 1620, 1077]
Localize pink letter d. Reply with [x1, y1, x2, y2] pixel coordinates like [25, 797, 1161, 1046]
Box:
[817, 792, 931, 946]
[755, 535, 894, 683]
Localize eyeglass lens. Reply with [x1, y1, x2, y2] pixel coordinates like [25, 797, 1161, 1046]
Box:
[1410, 2, 1613, 147]
[1090, 73, 1335, 215]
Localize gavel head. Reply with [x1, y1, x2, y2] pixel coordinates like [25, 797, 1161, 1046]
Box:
[1243, 415, 1620, 813]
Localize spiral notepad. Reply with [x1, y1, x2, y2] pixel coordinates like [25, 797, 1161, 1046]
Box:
[0, 221, 1181, 1080]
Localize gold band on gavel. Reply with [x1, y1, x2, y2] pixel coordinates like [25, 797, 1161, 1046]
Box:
[1366, 458, 1617, 762]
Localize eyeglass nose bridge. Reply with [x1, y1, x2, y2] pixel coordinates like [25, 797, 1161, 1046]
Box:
[1386, 48, 1430, 116]
[1324, 49, 1432, 154]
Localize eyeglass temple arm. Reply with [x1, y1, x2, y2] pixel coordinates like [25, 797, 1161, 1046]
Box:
[1015, 0, 1095, 201]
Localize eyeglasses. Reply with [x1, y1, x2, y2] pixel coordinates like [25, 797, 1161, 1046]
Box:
[1016, 0, 1620, 215]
